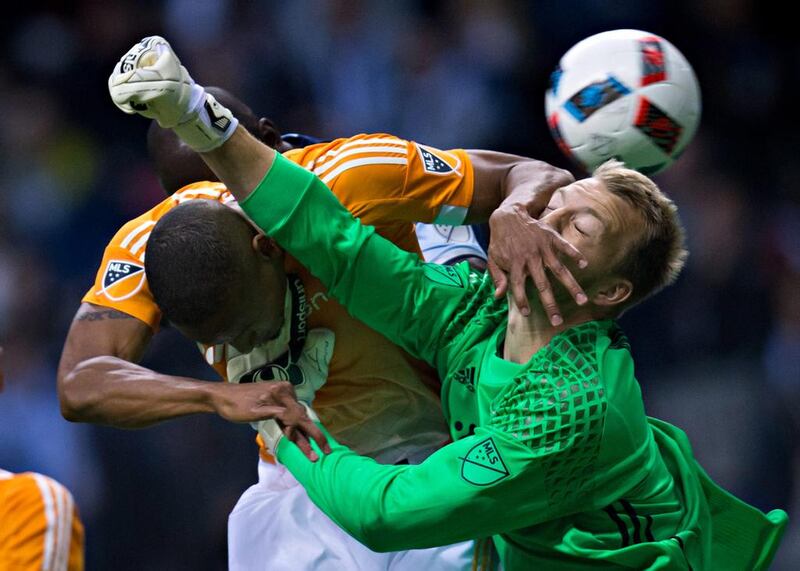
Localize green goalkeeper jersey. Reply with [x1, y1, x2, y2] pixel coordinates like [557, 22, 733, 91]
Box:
[241, 154, 787, 570]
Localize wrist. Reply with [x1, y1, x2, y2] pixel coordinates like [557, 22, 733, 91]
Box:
[202, 381, 230, 415]
[490, 202, 527, 229]
[173, 90, 239, 153]
[500, 191, 541, 215]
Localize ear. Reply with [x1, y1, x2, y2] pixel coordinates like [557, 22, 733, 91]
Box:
[591, 278, 633, 308]
[252, 233, 284, 261]
[257, 117, 282, 149]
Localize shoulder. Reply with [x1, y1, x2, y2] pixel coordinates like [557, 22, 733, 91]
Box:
[490, 322, 611, 453]
[107, 182, 232, 255]
[307, 134, 410, 191]
[284, 133, 409, 171]
[170, 181, 231, 204]
[0, 471, 73, 509]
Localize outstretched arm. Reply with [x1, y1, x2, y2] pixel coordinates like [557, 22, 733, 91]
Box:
[275, 419, 593, 551]
[58, 303, 307, 429]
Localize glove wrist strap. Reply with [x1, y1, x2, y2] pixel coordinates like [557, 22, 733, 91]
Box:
[173, 90, 239, 153]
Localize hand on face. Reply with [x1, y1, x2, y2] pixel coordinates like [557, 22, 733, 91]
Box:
[488, 177, 641, 324]
[488, 204, 588, 325]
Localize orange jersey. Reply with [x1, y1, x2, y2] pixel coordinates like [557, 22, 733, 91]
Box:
[0, 470, 84, 571]
[83, 134, 474, 463]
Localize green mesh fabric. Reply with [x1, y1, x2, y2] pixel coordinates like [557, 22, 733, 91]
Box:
[440, 270, 508, 353]
[490, 322, 607, 507]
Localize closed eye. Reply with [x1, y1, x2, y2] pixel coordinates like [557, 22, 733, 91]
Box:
[573, 223, 588, 236]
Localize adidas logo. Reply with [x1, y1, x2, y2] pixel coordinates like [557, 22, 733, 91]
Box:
[453, 367, 476, 392]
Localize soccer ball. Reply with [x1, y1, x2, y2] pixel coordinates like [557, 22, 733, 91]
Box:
[545, 29, 701, 175]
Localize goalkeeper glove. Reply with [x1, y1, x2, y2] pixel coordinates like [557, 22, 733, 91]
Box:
[108, 35, 238, 152]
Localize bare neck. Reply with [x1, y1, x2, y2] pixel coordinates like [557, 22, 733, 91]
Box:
[503, 299, 598, 364]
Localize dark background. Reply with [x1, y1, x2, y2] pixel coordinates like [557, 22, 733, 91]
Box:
[0, 1, 797, 568]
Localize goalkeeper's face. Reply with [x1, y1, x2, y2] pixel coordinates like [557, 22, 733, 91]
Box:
[536, 178, 644, 311]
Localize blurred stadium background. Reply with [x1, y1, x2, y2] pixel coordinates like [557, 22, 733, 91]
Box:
[0, 1, 797, 568]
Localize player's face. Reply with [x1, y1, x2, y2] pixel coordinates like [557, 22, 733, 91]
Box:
[220, 259, 287, 354]
[176, 249, 288, 353]
[539, 178, 643, 295]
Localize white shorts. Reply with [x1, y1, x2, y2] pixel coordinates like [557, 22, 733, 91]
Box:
[228, 460, 485, 571]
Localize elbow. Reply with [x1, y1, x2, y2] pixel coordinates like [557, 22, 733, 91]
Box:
[58, 362, 93, 422]
[356, 529, 394, 553]
[359, 532, 418, 554]
[58, 370, 82, 422]
[352, 518, 415, 553]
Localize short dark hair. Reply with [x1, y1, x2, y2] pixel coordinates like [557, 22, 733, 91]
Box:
[145, 201, 254, 329]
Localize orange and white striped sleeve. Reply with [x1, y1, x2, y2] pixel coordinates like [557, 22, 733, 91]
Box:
[0, 470, 84, 571]
[283, 134, 475, 227]
[81, 182, 233, 329]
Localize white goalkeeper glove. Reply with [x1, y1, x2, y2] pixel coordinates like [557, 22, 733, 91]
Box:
[108, 35, 238, 152]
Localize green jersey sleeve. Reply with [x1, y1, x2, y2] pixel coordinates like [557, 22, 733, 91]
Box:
[241, 153, 483, 374]
[277, 422, 588, 552]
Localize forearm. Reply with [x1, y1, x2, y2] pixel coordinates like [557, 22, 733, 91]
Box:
[499, 160, 569, 217]
[61, 356, 218, 428]
[200, 126, 275, 202]
[465, 150, 573, 223]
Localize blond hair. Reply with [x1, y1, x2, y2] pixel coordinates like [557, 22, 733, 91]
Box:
[592, 159, 688, 309]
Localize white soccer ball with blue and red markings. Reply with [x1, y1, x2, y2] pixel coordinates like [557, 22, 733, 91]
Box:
[545, 29, 701, 175]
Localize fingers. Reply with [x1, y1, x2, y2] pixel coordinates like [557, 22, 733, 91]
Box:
[270, 381, 299, 406]
[487, 257, 508, 299]
[304, 420, 332, 455]
[528, 260, 562, 326]
[508, 264, 531, 317]
[554, 235, 588, 271]
[277, 401, 331, 459]
[543, 252, 588, 307]
[283, 425, 318, 461]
